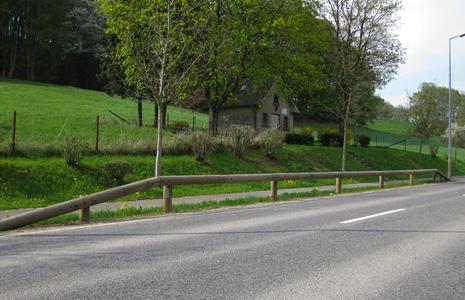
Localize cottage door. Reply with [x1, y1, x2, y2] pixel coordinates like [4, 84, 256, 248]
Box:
[271, 114, 280, 128]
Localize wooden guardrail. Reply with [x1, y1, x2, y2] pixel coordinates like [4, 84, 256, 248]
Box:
[0, 169, 448, 231]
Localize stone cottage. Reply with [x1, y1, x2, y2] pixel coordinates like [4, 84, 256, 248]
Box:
[218, 81, 299, 131]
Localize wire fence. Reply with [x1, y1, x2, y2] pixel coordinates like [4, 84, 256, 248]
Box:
[0, 110, 209, 154]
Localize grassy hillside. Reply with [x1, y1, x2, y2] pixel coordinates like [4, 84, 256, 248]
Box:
[1, 145, 461, 210]
[296, 119, 465, 161]
[0, 80, 208, 148]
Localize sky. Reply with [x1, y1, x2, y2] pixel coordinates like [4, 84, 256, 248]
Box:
[378, 0, 465, 107]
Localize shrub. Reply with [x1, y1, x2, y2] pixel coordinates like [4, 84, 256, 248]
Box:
[191, 131, 212, 162]
[63, 136, 88, 166]
[104, 161, 133, 184]
[259, 129, 284, 159]
[284, 133, 314, 145]
[169, 121, 190, 133]
[430, 144, 439, 158]
[300, 126, 314, 137]
[317, 127, 353, 147]
[230, 125, 255, 159]
[163, 133, 192, 155]
[357, 135, 371, 147]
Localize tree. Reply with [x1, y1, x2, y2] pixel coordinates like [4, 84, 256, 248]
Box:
[61, 0, 107, 89]
[98, 0, 208, 176]
[320, 0, 404, 171]
[255, 0, 331, 118]
[192, 0, 289, 135]
[409, 82, 465, 153]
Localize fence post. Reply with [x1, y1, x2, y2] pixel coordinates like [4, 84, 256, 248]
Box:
[192, 116, 196, 131]
[409, 174, 415, 186]
[379, 175, 384, 189]
[137, 96, 143, 127]
[404, 138, 407, 151]
[11, 111, 16, 153]
[271, 180, 278, 201]
[166, 113, 170, 127]
[79, 207, 90, 223]
[95, 115, 100, 152]
[163, 185, 173, 213]
[336, 178, 342, 194]
[432, 172, 437, 183]
[375, 135, 378, 147]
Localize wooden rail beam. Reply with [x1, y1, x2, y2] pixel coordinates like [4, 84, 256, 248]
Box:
[0, 169, 448, 231]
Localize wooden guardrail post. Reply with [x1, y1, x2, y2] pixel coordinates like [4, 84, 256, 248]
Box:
[379, 175, 384, 189]
[163, 185, 173, 213]
[79, 207, 90, 223]
[336, 178, 342, 194]
[271, 180, 278, 201]
[409, 174, 415, 186]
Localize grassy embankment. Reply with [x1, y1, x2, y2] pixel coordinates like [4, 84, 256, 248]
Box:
[1, 80, 463, 212]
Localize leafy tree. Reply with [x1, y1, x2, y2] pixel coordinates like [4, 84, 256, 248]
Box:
[409, 82, 465, 153]
[255, 1, 331, 119]
[320, 0, 404, 171]
[98, 0, 209, 176]
[61, 0, 107, 89]
[192, 0, 289, 135]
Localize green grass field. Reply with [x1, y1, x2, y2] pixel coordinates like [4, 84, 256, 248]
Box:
[0, 80, 208, 149]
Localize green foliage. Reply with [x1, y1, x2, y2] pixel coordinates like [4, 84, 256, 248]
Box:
[63, 136, 88, 166]
[357, 135, 371, 147]
[284, 133, 314, 145]
[103, 160, 133, 183]
[259, 129, 284, 159]
[409, 82, 465, 140]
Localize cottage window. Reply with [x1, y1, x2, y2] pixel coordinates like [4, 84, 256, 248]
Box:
[262, 113, 268, 128]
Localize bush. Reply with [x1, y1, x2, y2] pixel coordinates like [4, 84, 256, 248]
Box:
[230, 125, 255, 159]
[318, 132, 343, 147]
[430, 144, 439, 158]
[357, 135, 371, 147]
[63, 136, 88, 166]
[104, 161, 133, 184]
[317, 127, 352, 147]
[284, 133, 314, 145]
[300, 126, 314, 136]
[259, 129, 284, 159]
[169, 121, 190, 133]
[191, 131, 212, 162]
[163, 133, 192, 155]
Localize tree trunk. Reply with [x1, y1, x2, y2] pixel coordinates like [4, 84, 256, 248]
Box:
[419, 140, 423, 154]
[155, 101, 163, 177]
[208, 105, 220, 136]
[341, 100, 350, 171]
[8, 48, 17, 78]
[154, 101, 168, 128]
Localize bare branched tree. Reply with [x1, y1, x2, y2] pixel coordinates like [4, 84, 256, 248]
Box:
[320, 0, 404, 170]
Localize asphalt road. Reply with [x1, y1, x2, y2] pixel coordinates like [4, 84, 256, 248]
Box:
[2, 181, 465, 299]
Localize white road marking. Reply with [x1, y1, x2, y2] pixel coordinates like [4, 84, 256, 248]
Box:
[340, 208, 406, 224]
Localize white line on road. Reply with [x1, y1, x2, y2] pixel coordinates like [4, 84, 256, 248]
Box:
[340, 208, 406, 224]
